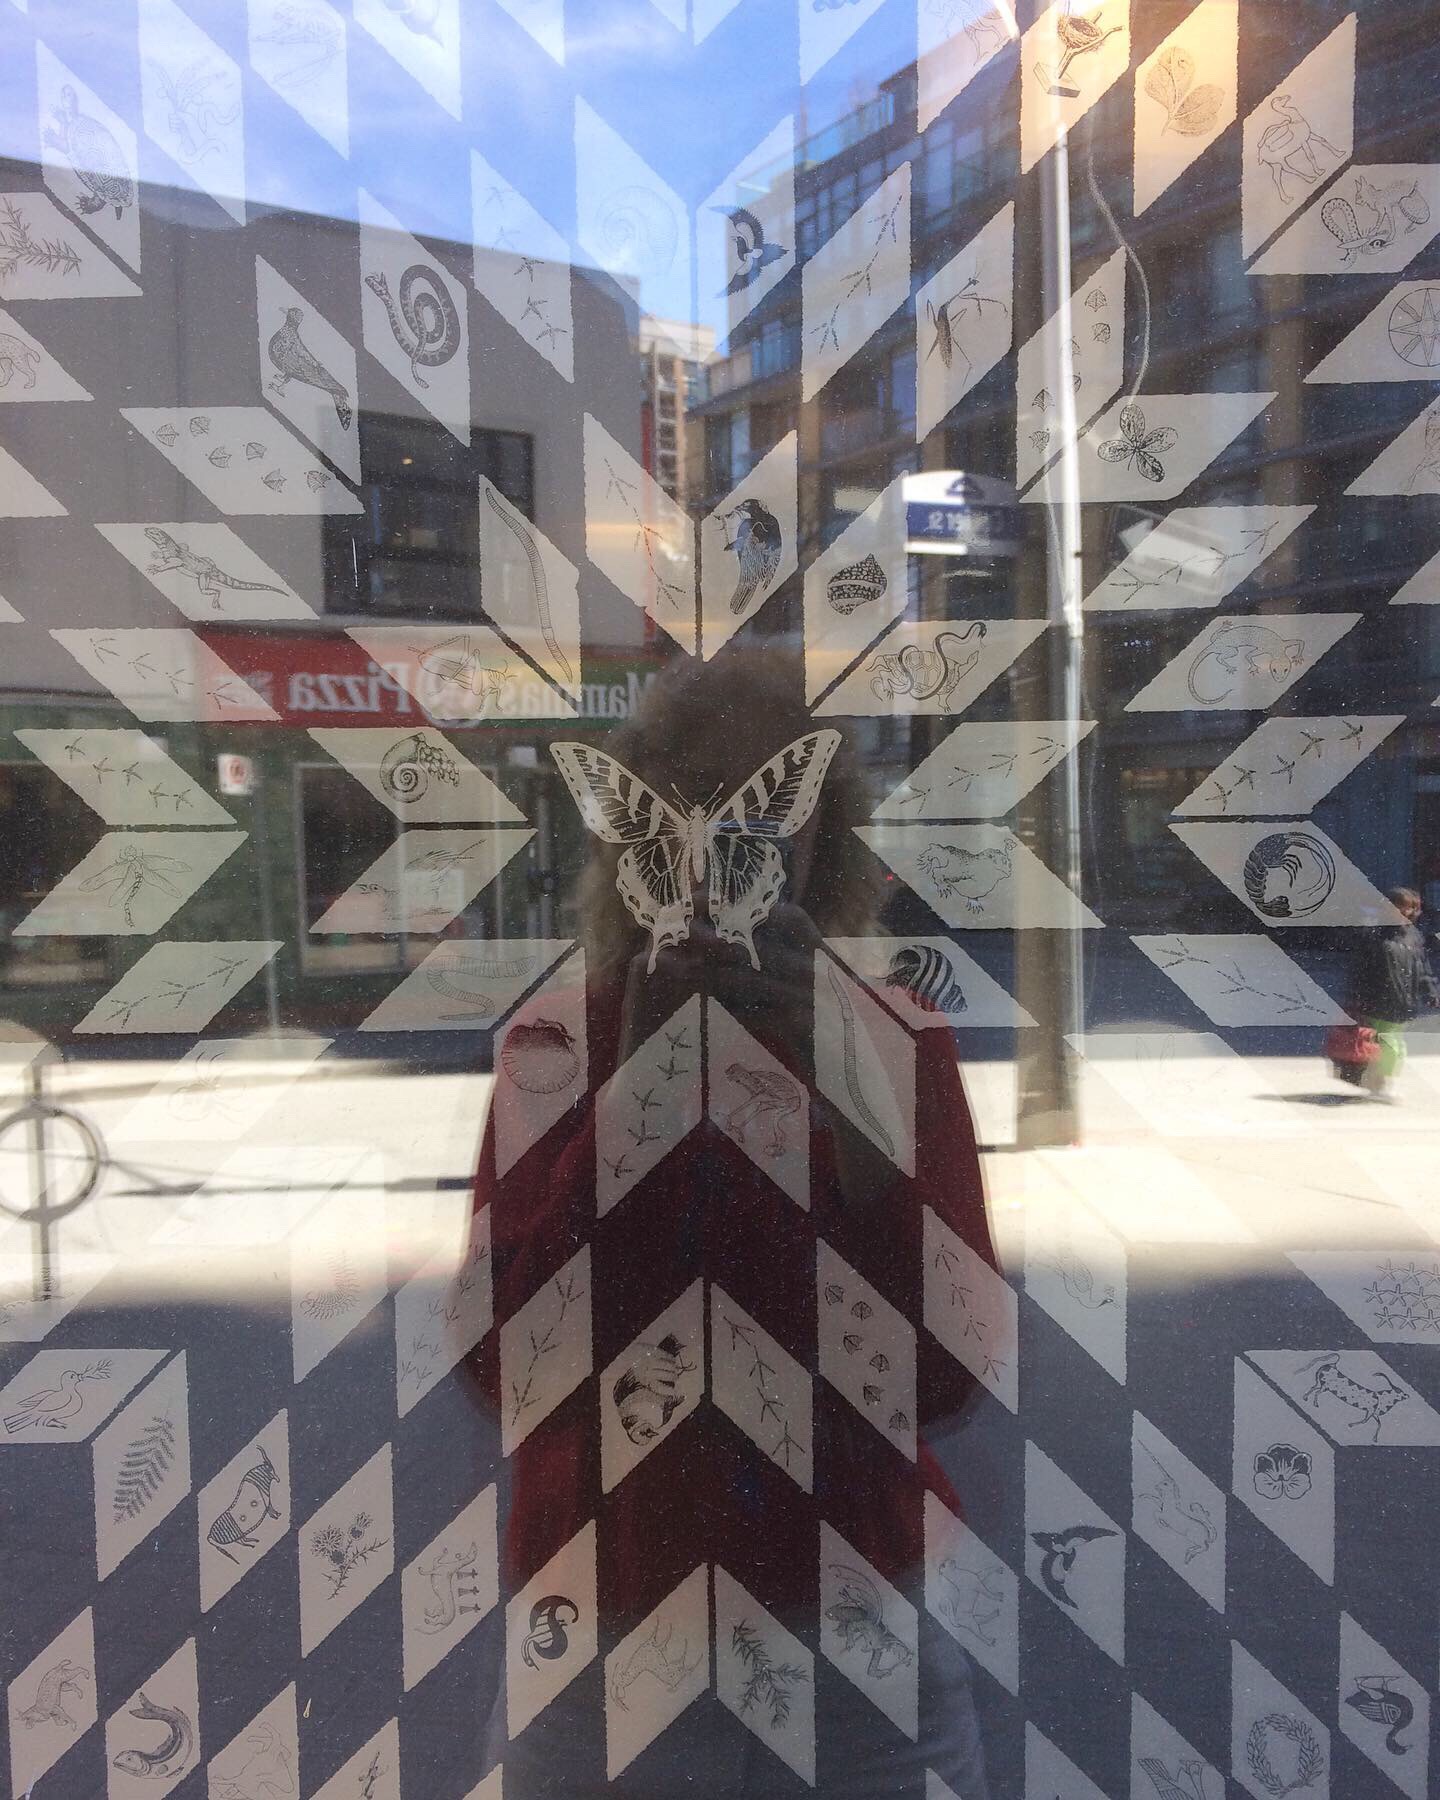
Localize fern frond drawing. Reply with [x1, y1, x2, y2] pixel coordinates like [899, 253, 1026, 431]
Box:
[731, 1620, 808, 1729]
[300, 1250, 361, 1322]
[112, 1414, 177, 1523]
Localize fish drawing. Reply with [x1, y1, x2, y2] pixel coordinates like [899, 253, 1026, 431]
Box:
[111, 1692, 194, 1780]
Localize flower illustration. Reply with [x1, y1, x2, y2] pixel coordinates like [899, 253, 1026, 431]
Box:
[1252, 1442, 1312, 1500]
[1097, 402, 1179, 484]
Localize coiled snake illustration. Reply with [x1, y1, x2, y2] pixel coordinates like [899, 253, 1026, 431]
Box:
[485, 486, 574, 684]
[867, 623, 986, 711]
[365, 264, 461, 389]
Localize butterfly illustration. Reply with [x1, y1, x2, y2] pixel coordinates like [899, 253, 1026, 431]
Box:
[1097, 402, 1179, 484]
[549, 731, 841, 971]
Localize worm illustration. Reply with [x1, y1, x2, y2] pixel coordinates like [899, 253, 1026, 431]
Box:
[424, 955, 536, 1019]
[826, 966, 895, 1159]
[485, 485, 573, 684]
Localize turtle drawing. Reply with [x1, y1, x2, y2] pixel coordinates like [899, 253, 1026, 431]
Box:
[43, 86, 135, 221]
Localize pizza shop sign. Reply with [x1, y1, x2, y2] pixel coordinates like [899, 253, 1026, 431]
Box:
[202, 631, 655, 727]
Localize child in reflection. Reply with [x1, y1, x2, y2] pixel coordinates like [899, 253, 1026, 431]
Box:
[1341, 886, 1438, 1099]
[466, 649, 999, 1800]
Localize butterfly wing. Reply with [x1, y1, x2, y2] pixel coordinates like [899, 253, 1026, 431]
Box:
[549, 743, 692, 969]
[706, 729, 841, 966]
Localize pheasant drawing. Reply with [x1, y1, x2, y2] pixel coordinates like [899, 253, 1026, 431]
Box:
[267, 307, 352, 429]
[917, 838, 1015, 913]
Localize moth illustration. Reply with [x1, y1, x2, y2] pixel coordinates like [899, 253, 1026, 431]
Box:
[549, 731, 841, 972]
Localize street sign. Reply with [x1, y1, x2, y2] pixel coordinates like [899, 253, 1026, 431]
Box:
[903, 470, 1023, 558]
[217, 752, 257, 796]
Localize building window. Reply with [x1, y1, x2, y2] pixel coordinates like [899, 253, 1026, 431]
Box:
[327, 414, 534, 620]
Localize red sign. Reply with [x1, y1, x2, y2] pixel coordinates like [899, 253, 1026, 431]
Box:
[201, 630, 427, 727]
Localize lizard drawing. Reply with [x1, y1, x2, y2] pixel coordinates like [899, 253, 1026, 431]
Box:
[144, 527, 286, 610]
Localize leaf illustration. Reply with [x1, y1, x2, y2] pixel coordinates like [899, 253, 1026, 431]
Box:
[1170, 83, 1223, 136]
[1143, 45, 1193, 114]
[112, 1413, 177, 1523]
[1144, 45, 1223, 137]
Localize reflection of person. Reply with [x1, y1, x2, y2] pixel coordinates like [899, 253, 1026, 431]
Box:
[465, 650, 998, 1799]
[1342, 886, 1438, 1097]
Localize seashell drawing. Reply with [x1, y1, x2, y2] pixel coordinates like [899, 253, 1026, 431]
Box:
[501, 1018, 580, 1093]
[594, 185, 679, 280]
[245, 441, 266, 460]
[188, 414, 210, 436]
[862, 1383, 883, 1405]
[379, 731, 459, 803]
[868, 1351, 889, 1373]
[823, 1281, 845, 1306]
[381, 0, 443, 40]
[842, 1332, 863, 1355]
[261, 468, 286, 491]
[155, 423, 179, 446]
[826, 552, 888, 615]
[208, 446, 232, 467]
[305, 469, 330, 492]
[850, 1299, 872, 1321]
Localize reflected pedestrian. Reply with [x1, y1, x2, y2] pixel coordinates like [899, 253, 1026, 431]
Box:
[1340, 887, 1438, 1099]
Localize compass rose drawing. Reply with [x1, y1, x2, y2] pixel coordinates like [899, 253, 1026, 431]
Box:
[1389, 287, 1440, 368]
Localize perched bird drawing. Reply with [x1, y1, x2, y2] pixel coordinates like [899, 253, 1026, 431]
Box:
[1137, 1756, 1209, 1800]
[43, 85, 135, 220]
[1030, 1524, 1117, 1607]
[721, 498, 783, 615]
[1135, 1443, 1216, 1563]
[267, 307, 353, 429]
[715, 205, 786, 296]
[3, 1360, 110, 1434]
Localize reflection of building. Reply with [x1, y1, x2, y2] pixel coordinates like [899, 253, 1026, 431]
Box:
[691, 38, 1440, 932]
[0, 159, 656, 1034]
[637, 317, 713, 504]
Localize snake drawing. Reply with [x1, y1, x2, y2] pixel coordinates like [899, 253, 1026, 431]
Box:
[424, 954, 536, 1020]
[826, 966, 895, 1159]
[485, 485, 574, 684]
[364, 264, 461, 389]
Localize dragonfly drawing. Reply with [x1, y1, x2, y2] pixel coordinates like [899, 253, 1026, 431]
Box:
[79, 844, 190, 925]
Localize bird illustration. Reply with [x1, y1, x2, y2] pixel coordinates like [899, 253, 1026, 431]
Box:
[267, 307, 352, 429]
[721, 498, 783, 615]
[1344, 1676, 1414, 1756]
[1135, 1444, 1216, 1563]
[4, 1363, 108, 1434]
[1030, 1524, 1117, 1607]
[715, 205, 786, 297]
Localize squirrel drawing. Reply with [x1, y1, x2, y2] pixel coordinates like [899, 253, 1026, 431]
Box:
[1186, 622, 1304, 705]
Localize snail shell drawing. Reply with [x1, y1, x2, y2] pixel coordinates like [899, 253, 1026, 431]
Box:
[826, 552, 888, 614]
[594, 186, 679, 279]
[501, 1018, 581, 1093]
[379, 731, 459, 804]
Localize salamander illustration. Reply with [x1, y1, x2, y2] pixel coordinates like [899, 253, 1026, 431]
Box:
[144, 527, 285, 610]
[1185, 622, 1304, 705]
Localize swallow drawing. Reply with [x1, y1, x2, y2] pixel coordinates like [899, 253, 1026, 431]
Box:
[715, 205, 787, 296]
[721, 497, 782, 615]
[1030, 1524, 1118, 1607]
